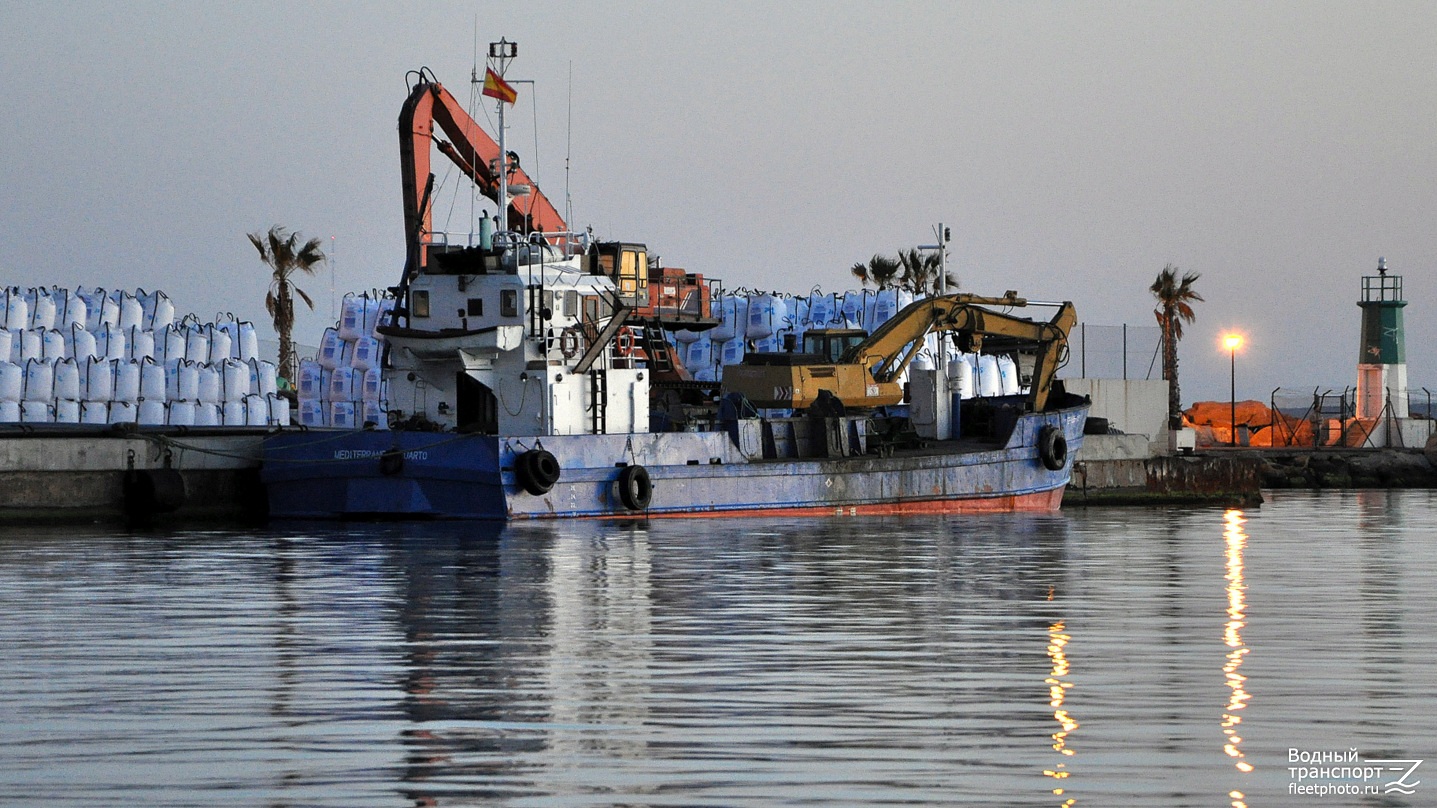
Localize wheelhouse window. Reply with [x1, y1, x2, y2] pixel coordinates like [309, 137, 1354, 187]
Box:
[500, 288, 519, 318]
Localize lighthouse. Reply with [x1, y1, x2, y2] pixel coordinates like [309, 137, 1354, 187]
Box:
[1355, 257, 1407, 420]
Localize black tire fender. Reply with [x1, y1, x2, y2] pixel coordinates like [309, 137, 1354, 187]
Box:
[617, 464, 652, 511]
[516, 449, 561, 495]
[1039, 425, 1068, 471]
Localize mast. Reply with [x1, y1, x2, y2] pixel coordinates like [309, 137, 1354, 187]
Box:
[488, 39, 517, 235]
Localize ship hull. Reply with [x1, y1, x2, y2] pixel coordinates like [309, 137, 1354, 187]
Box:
[261, 401, 1087, 520]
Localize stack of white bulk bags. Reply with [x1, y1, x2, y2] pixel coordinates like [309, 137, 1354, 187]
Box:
[293, 291, 393, 429]
[0, 287, 283, 427]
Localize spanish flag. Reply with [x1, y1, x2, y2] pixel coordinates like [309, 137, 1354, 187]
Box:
[482, 67, 518, 105]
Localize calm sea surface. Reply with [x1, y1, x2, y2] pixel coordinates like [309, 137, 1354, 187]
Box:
[2, 489, 1434, 807]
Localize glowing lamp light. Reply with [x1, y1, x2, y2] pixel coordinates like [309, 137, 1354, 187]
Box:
[1223, 334, 1244, 352]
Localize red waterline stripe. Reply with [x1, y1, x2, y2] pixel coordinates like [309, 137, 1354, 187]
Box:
[587, 487, 1066, 520]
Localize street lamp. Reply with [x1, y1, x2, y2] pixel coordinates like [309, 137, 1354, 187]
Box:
[1223, 334, 1244, 447]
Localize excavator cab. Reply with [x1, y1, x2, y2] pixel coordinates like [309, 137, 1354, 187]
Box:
[589, 242, 650, 309]
[802, 329, 868, 363]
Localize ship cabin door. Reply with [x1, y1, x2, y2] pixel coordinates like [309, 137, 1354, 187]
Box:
[591, 242, 650, 310]
[456, 372, 498, 434]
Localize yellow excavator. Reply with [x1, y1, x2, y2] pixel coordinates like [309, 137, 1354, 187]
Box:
[720, 292, 1076, 412]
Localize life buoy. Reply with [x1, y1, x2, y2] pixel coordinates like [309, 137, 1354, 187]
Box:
[614, 328, 635, 358]
[516, 449, 561, 495]
[617, 464, 652, 511]
[559, 326, 581, 359]
[1038, 425, 1067, 471]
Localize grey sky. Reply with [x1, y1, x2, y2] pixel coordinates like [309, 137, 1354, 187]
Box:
[3, 1, 1434, 403]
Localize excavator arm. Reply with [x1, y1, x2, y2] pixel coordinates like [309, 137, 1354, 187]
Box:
[721, 292, 1076, 412]
[399, 73, 567, 267]
[846, 293, 1075, 410]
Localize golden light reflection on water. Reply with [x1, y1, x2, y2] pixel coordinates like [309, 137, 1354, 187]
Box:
[1043, 594, 1078, 807]
[1222, 509, 1253, 808]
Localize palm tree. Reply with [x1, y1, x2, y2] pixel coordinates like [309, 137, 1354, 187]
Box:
[852, 250, 957, 295]
[1150, 264, 1203, 429]
[249, 225, 325, 383]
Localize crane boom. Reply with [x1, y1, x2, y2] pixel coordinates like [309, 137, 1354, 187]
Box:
[398, 75, 567, 268]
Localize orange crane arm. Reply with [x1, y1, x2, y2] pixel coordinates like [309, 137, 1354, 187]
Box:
[398, 76, 567, 262]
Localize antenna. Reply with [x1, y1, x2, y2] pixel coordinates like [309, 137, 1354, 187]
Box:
[329, 235, 337, 321]
[566, 60, 573, 229]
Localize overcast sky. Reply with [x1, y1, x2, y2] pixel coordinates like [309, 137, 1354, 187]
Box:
[3, 1, 1434, 403]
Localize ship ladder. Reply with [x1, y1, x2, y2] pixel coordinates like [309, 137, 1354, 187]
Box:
[640, 325, 673, 374]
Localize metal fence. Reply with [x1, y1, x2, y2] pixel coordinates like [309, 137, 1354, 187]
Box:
[1068, 324, 1162, 380]
[1265, 387, 1436, 449]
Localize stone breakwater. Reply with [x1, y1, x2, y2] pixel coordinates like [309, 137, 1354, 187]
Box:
[1255, 448, 1437, 489]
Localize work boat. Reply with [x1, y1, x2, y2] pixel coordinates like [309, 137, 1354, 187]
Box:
[260, 43, 1090, 520]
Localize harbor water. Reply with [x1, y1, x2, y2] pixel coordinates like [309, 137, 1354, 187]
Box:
[2, 489, 1433, 806]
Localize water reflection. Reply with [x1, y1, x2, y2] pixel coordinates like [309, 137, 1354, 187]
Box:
[1221, 509, 1252, 808]
[1044, 608, 1078, 807]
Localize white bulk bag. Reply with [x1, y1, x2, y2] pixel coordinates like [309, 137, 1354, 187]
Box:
[138, 399, 166, 425]
[196, 364, 221, 403]
[362, 400, 387, 428]
[52, 358, 80, 401]
[207, 323, 233, 363]
[298, 398, 325, 427]
[168, 399, 196, 426]
[69, 324, 98, 363]
[95, 324, 126, 363]
[20, 399, 52, 423]
[80, 400, 109, 424]
[0, 330, 11, 366]
[362, 367, 383, 402]
[296, 360, 324, 400]
[267, 393, 291, 426]
[184, 327, 209, 364]
[0, 362, 22, 402]
[2, 289, 29, 331]
[22, 358, 54, 401]
[0, 399, 18, 422]
[236, 321, 259, 362]
[108, 400, 137, 423]
[222, 399, 246, 426]
[329, 400, 358, 429]
[221, 357, 251, 402]
[29, 288, 57, 330]
[126, 327, 155, 362]
[55, 398, 80, 424]
[41, 328, 67, 361]
[85, 359, 115, 402]
[243, 393, 269, 426]
[329, 366, 358, 401]
[113, 361, 141, 403]
[117, 293, 144, 331]
[139, 358, 166, 401]
[193, 402, 219, 427]
[250, 359, 278, 397]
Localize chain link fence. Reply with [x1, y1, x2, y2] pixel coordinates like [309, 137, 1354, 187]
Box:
[1068, 324, 1162, 380]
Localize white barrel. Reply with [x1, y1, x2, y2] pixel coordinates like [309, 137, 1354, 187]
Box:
[221, 399, 246, 426]
[350, 336, 381, 371]
[196, 364, 221, 403]
[138, 398, 166, 425]
[2, 289, 29, 330]
[80, 400, 109, 425]
[977, 354, 1001, 397]
[237, 321, 259, 362]
[362, 400, 387, 428]
[243, 393, 269, 426]
[23, 358, 54, 401]
[317, 327, 344, 371]
[42, 328, 67, 361]
[361, 367, 383, 402]
[296, 360, 324, 400]
[53, 358, 80, 401]
[30, 288, 57, 330]
[168, 399, 196, 426]
[184, 327, 209, 364]
[329, 400, 358, 429]
[96, 324, 126, 362]
[298, 398, 326, 427]
[54, 398, 80, 424]
[329, 366, 358, 400]
[108, 400, 137, 424]
[0, 362, 22, 402]
[220, 357, 251, 402]
[113, 360, 141, 403]
[997, 355, 1020, 396]
[139, 358, 166, 401]
[0, 399, 18, 422]
[268, 393, 291, 426]
[85, 359, 115, 402]
[69, 324, 98, 362]
[0, 331, 11, 367]
[192, 402, 219, 427]
[126, 327, 155, 362]
[746, 293, 786, 340]
[250, 359, 278, 397]
[20, 399, 52, 423]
